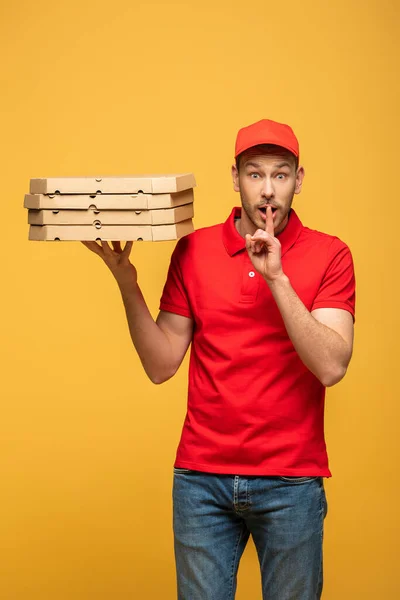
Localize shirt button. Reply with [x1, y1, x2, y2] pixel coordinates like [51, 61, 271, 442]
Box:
[249, 271, 255, 278]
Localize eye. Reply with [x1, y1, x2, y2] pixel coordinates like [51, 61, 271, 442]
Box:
[276, 173, 287, 180]
[249, 172, 260, 179]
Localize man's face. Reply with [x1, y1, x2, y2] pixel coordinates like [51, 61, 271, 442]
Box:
[231, 146, 305, 236]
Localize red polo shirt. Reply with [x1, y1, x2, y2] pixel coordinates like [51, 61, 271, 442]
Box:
[160, 207, 356, 477]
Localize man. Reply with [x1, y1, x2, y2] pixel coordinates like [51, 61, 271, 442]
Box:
[83, 119, 355, 600]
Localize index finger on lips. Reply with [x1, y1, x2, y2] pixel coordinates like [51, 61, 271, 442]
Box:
[265, 205, 274, 236]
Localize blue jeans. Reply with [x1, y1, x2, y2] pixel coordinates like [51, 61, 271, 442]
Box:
[173, 469, 328, 600]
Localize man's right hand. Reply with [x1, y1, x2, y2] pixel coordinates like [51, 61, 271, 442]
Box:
[81, 239, 193, 384]
[82, 240, 137, 288]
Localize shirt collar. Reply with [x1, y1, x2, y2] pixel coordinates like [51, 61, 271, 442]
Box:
[222, 206, 304, 258]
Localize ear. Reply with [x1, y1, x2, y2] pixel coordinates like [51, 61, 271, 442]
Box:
[294, 166, 305, 195]
[232, 164, 240, 192]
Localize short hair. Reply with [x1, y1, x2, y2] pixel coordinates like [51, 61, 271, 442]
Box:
[236, 144, 299, 172]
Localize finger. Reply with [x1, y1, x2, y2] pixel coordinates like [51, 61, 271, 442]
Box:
[251, 230, 270, 244]
[81, 241, 104, 257]
[245, 234, 253, 251]
[265, 205, 274, 236]
[112, 241, 122, 253]
[253, 240, 265, 253]
[251, 229, 268, 240]
[100, 240, 114, 256]
[246, 236, 260, 254]
[122, 240, 133, 257]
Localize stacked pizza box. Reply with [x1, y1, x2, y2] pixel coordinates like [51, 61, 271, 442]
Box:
[25, 174, 195, 241]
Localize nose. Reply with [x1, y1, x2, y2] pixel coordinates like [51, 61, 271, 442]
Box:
[261, 177, 274, 199]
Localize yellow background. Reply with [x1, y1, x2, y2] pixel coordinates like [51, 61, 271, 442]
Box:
[1, 0, 398, 598]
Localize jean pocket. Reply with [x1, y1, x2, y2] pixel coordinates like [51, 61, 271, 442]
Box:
[278, 476, 320, 483]
[173, 467, 194, 474]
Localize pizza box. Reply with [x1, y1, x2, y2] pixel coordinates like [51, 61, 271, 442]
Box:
[28, 203, 194, 226]
[29, 174, 196, 195]
[24, 189, 194, 210]
[28, 219, 194, 241]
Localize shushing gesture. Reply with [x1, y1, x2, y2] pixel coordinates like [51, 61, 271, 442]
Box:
[245, 206, 284, 282]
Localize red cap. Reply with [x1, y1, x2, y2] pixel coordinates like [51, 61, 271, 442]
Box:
[235, 119, 299, 159]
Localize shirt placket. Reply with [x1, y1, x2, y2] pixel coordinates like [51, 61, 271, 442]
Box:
[239, 253, 260, 303]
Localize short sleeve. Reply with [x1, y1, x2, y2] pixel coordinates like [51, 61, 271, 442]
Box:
[311, 238, 356, 321]
[159, 237, 193, 319]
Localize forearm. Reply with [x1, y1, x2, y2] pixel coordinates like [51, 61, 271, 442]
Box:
[117, 280, 176, 384]
[267, 274, 351, 387]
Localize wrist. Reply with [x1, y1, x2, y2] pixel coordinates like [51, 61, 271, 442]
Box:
[264, 271, 289, 288]
[117, 274, 139, 296]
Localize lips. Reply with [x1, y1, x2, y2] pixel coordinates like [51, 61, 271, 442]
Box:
[258, 206, 278, 221]
[259, 206, 277, 213]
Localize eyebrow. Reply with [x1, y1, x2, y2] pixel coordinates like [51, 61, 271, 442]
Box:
[244, 161, 262, 169]
[275, 161, 292, 169]
[244, 160, 292, 169]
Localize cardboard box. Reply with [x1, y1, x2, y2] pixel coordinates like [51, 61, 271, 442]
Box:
[30, 174, 196, 195]
[28, 203, 194, 226]
[151, 220, 194, 241]
[28, 219, 194, 241]
[24, 189, 194, 210]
